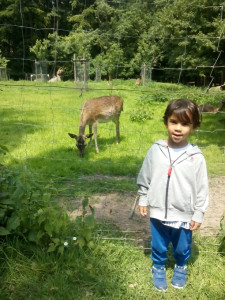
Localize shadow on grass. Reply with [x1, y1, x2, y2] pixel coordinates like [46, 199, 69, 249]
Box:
[195, 112, 225, 147]
[68, 135, 127, 157]
[0, 107, 48, 152]
[0, 236, 134, 299]
[9, 136, 143, 179]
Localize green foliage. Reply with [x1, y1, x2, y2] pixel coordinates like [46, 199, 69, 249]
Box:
[1, 1, 225, 81]
[218, 216, 225, 255]
[74, 197, 96, 249]
[152, 92, 170, 103]
[130, 94, 155, 122]
[29, 39, 50, 60]
[0, 144, 8, 155]
[0, 229, 224, 299]
[130, 108, 153, 123]
[0, 145, 97, 254]
[130, 92, 171, 122]
[0, 50, 9, 67]
[0, 149, 72, 254]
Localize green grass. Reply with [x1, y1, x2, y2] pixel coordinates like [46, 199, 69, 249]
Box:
[0, 79, 225, 299]
[0, 231, 224, 299]
[1, 79, 224, 182]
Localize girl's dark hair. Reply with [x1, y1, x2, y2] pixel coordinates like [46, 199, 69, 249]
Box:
[163, 99, 201, 129]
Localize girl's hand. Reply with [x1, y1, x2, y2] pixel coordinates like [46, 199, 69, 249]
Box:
[190, 220, 201, 231]
[139, 206, 147, 217]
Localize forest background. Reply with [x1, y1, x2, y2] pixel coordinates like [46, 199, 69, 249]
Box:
[1, 0, 225, 86]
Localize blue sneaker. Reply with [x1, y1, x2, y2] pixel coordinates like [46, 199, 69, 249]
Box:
[152, 266, 167, 291]
[171, 265, 187, 289]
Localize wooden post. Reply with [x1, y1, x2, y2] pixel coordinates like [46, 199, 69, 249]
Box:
[83, 53, 86, 84]
[129, 196, 139, 219]
[73, 54, 77, 82]
[149, 63, 152, 83]
[142, 64, 146, 86]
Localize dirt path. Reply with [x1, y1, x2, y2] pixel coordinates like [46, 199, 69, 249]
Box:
[68, 176, 225, 243]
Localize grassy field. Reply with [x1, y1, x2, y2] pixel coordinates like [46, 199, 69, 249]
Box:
[0, 232, 224, 299]
[0, 79, 225, 299]
[1, 80, 225, 181]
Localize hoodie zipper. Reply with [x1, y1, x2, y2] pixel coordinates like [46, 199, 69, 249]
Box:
[164, 148, 187, 219]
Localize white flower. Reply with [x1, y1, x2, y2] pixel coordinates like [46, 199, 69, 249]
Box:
[129, 283, 137, 288]
[64, 241, 68, 247]
[72, 237, 77, 241]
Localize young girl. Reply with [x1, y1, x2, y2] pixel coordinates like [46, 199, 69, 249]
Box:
[137, 99, 209, 291]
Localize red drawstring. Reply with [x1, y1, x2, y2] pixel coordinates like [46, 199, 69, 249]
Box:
[168, 167, 172, 176]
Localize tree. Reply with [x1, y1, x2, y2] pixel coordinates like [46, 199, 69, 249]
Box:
[0, 0, 71, 78]
[0, 49, 9, 67]
[147, 0, 225, 83]
[0, 0, 225, 82]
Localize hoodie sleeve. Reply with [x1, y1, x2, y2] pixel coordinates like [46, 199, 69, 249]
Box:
[137, 149, 152, 206]
[192, 154, 209, 223]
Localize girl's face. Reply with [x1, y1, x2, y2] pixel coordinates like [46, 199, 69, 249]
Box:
[166, 113, 194, 148]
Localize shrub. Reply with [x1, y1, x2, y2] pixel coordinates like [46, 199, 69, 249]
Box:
[130, 95, 154, 122]
[0, 145, 97, 253]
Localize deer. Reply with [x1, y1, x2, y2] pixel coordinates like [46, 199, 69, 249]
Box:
[198, 99, 225, 114]
[135, 78, 142, 85]
[49, 67, 63, 82]
[68, 95, 123, 157]
[209, 84, 225, 92]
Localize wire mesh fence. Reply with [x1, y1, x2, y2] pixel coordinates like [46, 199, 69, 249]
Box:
[0, 1, 225, 255]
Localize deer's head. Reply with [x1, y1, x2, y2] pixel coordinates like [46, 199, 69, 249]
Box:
[57, 67, 64, 76]
[68, 133, 93, 157]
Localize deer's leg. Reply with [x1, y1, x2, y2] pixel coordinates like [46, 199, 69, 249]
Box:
[93, 122, 99, 153]
[88, 125, 93, 145]
[114, 117, 120, 144]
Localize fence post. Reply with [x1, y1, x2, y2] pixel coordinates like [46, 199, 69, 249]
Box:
[73, 54, 77, 82]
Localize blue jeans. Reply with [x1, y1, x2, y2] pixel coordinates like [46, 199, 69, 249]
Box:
[150, 218, 192, 268]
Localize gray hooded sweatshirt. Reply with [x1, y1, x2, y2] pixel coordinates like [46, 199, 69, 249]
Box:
[137, 140, 209, 224]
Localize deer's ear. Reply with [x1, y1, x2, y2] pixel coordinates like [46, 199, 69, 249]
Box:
[85, 133, 93, 139]
[68, 133, 78, 139]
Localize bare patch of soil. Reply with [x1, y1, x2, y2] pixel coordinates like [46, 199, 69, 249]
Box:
[68, 176, 225, 242]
